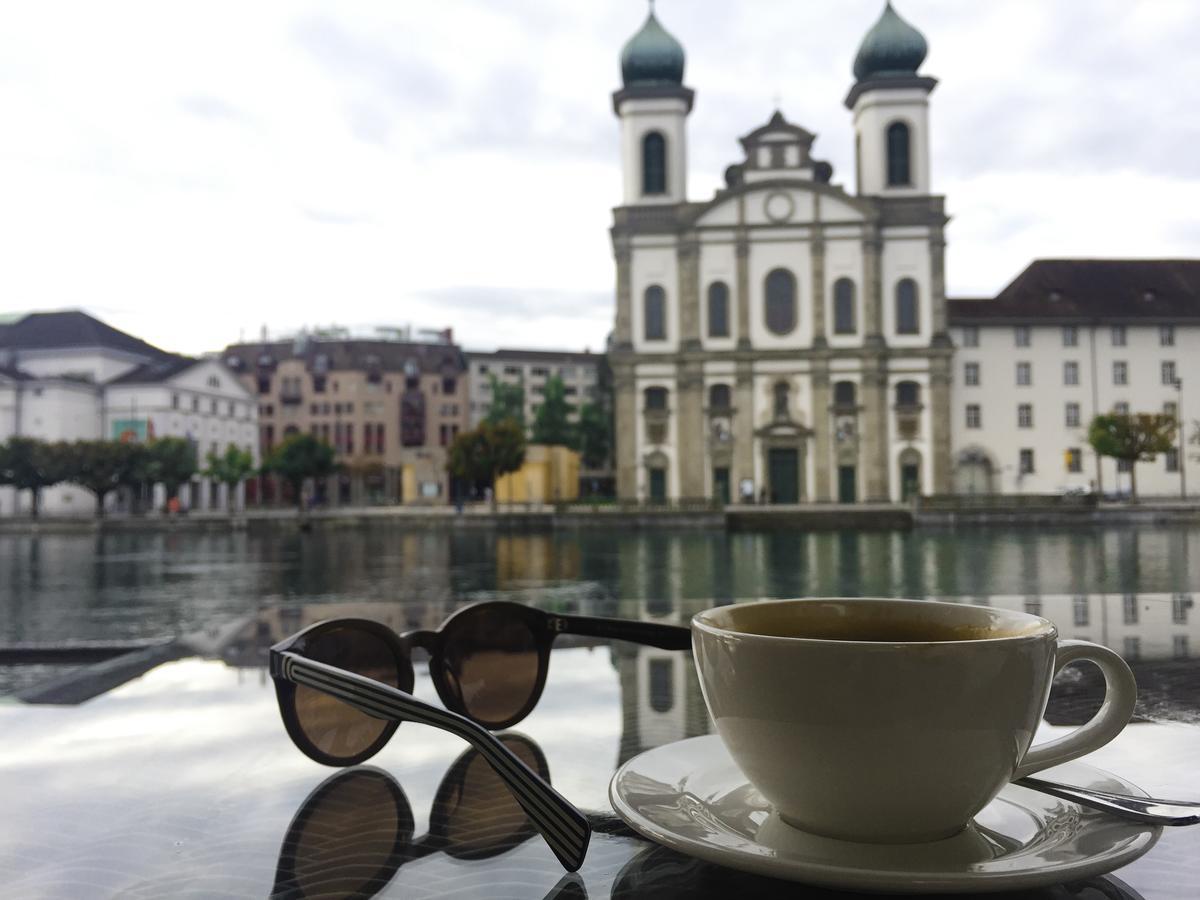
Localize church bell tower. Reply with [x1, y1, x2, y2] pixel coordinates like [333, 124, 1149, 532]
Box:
[613, 5, 693, 206]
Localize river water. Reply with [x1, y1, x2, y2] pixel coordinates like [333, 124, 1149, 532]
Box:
[2, 523, 1199, 694]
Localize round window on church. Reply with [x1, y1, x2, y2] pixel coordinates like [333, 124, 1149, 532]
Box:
[764, 191, 795, 223]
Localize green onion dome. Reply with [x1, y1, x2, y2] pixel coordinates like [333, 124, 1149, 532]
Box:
[853, 2, 929, 82]
[620, 11, 686, 87]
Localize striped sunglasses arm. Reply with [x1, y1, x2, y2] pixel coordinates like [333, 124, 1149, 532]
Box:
[277, 652, 591, 872]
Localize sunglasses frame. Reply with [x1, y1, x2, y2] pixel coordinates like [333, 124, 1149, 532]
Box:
[269, 601, 690, 872]
[273, 600, 692, 747]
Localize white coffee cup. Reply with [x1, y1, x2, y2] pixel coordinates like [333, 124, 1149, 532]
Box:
[692, 598, 1137, 844]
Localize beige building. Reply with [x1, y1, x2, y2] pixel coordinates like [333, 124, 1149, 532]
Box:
[223, 330, 469, 505]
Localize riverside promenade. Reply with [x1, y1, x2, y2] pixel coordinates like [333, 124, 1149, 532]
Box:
[2, 496, 1199, 533]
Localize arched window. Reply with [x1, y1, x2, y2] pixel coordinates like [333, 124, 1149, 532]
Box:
[709, 383, 731, 410]
[648, 659, 674, 712]
[642, 132, 667, 195]
[895, 381, 921, 408]
[764, 268, 797, 335]
[707, 281, 730, 338]
[834, 381, 857, 407]
[644, 285, 666, 341]
[773, 381, 791, 420]
[644, 387, 669, 411]
[896, 278, 919, 335]
[833, 278, 856, 335]
[887, 122, 912, 187]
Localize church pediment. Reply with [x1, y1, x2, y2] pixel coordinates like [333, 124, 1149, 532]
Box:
[690, 179, 874, 229]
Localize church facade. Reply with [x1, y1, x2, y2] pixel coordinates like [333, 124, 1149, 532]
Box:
[609, 4, 952, 504]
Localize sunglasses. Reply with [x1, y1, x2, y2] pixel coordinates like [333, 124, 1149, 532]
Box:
[270, 600, 691, 871]
[273, 734, 556, 899]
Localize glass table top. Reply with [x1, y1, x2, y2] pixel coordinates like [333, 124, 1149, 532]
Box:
[2, 599, 1200, 899]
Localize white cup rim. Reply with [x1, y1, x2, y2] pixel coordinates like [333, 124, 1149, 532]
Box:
[692, 597, 1057, 647]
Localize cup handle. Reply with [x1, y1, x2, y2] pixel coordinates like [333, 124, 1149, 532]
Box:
[1012, 639, 1137, 781]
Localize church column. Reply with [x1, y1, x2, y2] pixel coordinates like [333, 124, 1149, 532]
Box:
[811, 220, 827, 347]
[614, 363, 638, 500]
[735, 232, 752, 349]
[678, 239, 701, 350]
[930, 356, 953, 494]
[676, 362, 704, 498]
[862, 362, 890, 502]
[930, 226, 951, 343]
[615, 241, 634, 350]
[734, 361, 755, 499]
[811, 364, 832, 501]
[863, 227, 885, 346]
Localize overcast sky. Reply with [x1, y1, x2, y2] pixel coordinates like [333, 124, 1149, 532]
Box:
[1, 1, 1198, 357]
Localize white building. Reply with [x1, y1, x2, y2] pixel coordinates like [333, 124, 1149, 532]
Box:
[950, 261, 1199, 498]
[610, 4, 952, 504]
[0, 311, 257, 515]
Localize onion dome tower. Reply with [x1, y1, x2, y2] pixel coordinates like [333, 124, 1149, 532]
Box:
[845, 2, 938, 196]
[613, 4, 694, 206]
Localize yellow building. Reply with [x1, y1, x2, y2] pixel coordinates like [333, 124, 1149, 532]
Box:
[495, 445, 580, 504]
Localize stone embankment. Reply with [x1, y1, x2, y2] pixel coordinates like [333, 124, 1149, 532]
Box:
[2, 496, 1197, 533]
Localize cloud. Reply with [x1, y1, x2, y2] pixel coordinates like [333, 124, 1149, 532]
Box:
[1, 0, 1198, 355]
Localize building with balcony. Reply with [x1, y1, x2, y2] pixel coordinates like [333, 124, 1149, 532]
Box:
[0, 310, 257, 514]
[222, 329, 469, 505]
[609, 4, 951, 504]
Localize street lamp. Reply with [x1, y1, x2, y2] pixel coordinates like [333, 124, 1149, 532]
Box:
[1173, 378, 1186, 499]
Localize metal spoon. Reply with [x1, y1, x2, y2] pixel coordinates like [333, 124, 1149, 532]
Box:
[1017, 776, 1200, 826]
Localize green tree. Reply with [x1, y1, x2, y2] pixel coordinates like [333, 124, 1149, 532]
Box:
[65, 440, 142, 517]
[484, 375, 525, 430]
[531, 375, 575, 447]
[0, 437, 72, 518]
[447, 420, 526, 509]
[260, 433, 337, 512]
[145, 437, 198, 505]
[1087, 413, 1177, 500]
[576, 401, 612, 470]
[203, 444, 256, 514]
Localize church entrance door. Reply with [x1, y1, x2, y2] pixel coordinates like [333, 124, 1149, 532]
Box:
[838, 465, 857, 504]
[713, 467, 731, 505]
[768, 448, 800, 504]
[648, 468, 667, 503]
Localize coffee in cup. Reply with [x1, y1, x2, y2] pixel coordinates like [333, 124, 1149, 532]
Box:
[691, 598, 1137, 844]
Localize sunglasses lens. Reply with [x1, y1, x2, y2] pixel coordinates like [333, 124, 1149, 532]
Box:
[440, 735, 547, 858]
[293, 624, 403, 761]
[281, 769, 412, 897]
[442, 606, 540, 726]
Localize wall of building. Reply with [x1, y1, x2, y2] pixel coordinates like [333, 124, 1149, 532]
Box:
[951, 324, 1197, 497]
[13, 348, 143, 385]
[2, 380, 102, 514]
[232, 341, 469, 506]
[467, 353, 602, 430]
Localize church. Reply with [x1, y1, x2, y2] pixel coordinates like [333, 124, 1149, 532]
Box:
[609, 3, 952, 504]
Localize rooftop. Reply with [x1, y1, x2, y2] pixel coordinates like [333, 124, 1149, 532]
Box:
[223, 338, 467, 375]
[949, 260, 1200, 323]
[0, 310, 169, 360]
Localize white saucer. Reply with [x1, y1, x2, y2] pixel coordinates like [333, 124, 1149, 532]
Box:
[609, 735, 1161, 894]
